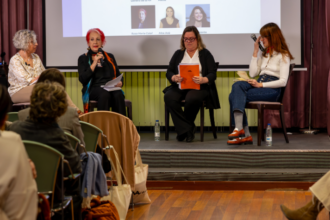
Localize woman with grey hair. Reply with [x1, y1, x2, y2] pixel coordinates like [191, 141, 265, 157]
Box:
[8, 29, 43, 103]
[8, 29, 82, 114]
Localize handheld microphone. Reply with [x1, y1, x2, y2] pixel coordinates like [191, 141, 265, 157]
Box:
[250, 34, 265, 52]
[98, 48, 104, 64]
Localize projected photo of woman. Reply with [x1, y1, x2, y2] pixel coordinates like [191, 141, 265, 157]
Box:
[131, 6, 156, 29]
[159, 7, 180, 28]
[186, 5, 210, 28]
[78, 28, 126, 115]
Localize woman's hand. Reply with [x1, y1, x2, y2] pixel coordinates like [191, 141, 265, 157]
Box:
[115, 81, 122, 87]
[92, 52, 104, 63]
[171, 75, 183, 83]
[192, 76, 208, 84]
[253, 36, 261, 57]
[30, 76, 39, 84]
[28, 159, 37, 179]
[248, 79, 263, 88]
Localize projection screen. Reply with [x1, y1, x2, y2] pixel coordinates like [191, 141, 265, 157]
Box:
[44, 0, 303, 69]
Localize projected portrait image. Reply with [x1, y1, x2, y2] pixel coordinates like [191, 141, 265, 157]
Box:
[159, 6, 180, 28]
[131, 6, 156, 29]
[186, 5, 210, 28]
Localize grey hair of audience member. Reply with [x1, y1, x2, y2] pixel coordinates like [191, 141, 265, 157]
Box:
[12, 29, 37, 50]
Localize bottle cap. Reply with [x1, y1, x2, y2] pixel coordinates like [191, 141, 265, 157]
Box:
[156, 120, 159, 122]
[267, 123, 271, 125]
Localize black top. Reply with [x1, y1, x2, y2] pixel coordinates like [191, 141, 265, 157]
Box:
[9, 119, 82, 176]
[164, 48, 220, 109]
[161, 18, 179, 28]
[78, 52, 123, 94]
[186, 20, 210, 27]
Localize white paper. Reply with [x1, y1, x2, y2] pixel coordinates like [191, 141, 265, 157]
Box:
[101, 74, 123, 91]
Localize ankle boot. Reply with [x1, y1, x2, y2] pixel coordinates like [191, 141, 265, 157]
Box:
[280, 196, 324, 220]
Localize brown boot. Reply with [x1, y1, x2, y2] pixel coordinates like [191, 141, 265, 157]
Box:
[280, 197, 324, 220]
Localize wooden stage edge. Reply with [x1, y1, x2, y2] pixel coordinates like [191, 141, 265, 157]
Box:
[145, 180, 316, 191]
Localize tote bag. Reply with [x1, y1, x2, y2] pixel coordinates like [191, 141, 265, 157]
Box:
[133, 149, 151, 204]
[101, 145, 132, 220]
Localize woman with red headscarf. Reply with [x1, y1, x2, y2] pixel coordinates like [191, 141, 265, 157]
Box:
[78, 28, 125, 115]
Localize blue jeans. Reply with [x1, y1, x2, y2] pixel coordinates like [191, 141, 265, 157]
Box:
[229, 75, 281, 127]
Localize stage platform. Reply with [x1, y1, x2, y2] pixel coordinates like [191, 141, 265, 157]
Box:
[139, 132, 330, 182]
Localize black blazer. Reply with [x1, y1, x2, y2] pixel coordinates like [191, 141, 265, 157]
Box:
[78, 52, 123, 94]
[163, 48, 220, 109]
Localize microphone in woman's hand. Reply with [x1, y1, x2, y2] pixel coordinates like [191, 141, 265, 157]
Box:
[98, 48, 104, 64]
[251, 34, 265, 52]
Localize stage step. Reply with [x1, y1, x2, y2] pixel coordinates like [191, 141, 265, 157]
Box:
[147, 168, 329, 182]
[140, 150, 330, 169]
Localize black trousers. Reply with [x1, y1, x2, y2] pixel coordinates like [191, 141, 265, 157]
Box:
[164, 87, 209, 135]
[90, 87, 126, 116]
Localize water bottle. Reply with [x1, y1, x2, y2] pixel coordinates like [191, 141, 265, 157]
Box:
[266, 123, 272, 147]
[154, 120, 160, 141]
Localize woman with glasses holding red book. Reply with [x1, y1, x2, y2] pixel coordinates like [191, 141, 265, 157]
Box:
[163, 26, 220, 142]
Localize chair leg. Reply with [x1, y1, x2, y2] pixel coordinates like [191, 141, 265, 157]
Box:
[280, 105, 289, 143]
[209, 109, 217, 139]
[71, 198, 74, 220]
[261, 108, 265, 142]
[229, 112, 233, 133]
[257, 105, 263, 146]
[200, 106, 204, 142]
[128, 103, 132, 120]
[165, 104, 169, 141]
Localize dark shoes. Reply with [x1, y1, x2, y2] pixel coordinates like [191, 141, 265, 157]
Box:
[177, 126, 196, 142]
[176, 133, 187, 141]
[186, 131, 195, 142]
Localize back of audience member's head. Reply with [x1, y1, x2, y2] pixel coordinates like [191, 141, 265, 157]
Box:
[0, 85, 11, 129]
[29, 82, 68, 124]
[38, 68, 66, 88]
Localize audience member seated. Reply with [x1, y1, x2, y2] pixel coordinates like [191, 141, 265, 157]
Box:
[0, 84, 38, 220]
[281, 171, 330, 220]
[9, 81, 82, 220]
[78, 28, 125, 115]
[8, 29, 82, 114]
[164, 26, 220, 142]
[17, 68, 85, 147]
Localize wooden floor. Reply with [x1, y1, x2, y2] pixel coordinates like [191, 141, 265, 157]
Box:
[126, 190, 329, 220]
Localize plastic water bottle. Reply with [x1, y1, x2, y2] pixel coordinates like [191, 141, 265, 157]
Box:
[154, 120, 160, 141]
[266, 123, 272, 147]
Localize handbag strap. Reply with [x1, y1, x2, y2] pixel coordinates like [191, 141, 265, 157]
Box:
[135, 149, 144, 169]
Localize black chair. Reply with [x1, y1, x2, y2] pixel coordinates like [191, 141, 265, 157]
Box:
[165, 101, 217, 142]
[88, 99, 132, 120]
[230, 64, 295, 146]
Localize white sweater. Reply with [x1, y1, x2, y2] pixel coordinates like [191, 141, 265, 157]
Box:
[249, 51, 290, 88]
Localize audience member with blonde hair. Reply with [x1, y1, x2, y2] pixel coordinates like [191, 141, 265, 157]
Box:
[9, 81, 82, 220]
[0, 84, 38, 220]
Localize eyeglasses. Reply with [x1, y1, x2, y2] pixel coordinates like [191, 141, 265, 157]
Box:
[184, 37, 196, 42]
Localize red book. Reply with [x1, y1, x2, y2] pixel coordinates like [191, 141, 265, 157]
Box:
[178, 63, 200, 90]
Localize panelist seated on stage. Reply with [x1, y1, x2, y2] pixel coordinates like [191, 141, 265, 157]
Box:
[17, 68, 85, 147]
[78, 28, 125, 115]
[8, 29, 82, 114]
[163, 26, 220, 142]
[227, 22, 294, 145]
[159, 6, 180, 28]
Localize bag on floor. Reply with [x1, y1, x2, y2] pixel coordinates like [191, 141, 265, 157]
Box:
[101, 146, 132, 220]
[133, 149, 151, 204]
[82, 197, 120, 220]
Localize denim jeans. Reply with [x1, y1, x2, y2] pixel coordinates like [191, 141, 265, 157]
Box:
[229, 75, 282, 127]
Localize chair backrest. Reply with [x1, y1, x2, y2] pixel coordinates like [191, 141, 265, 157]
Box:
[7, 112, 18, 122]
[80, 121, 103, 152]
[64, 132, 80, 150]
[23, 140, 63, 208]
[278, 63, 295, 103]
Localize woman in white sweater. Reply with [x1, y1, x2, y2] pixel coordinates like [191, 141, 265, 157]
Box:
[227, 23, 294, 145]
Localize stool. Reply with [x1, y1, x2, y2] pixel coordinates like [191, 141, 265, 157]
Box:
[89, 100, 132, 120]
